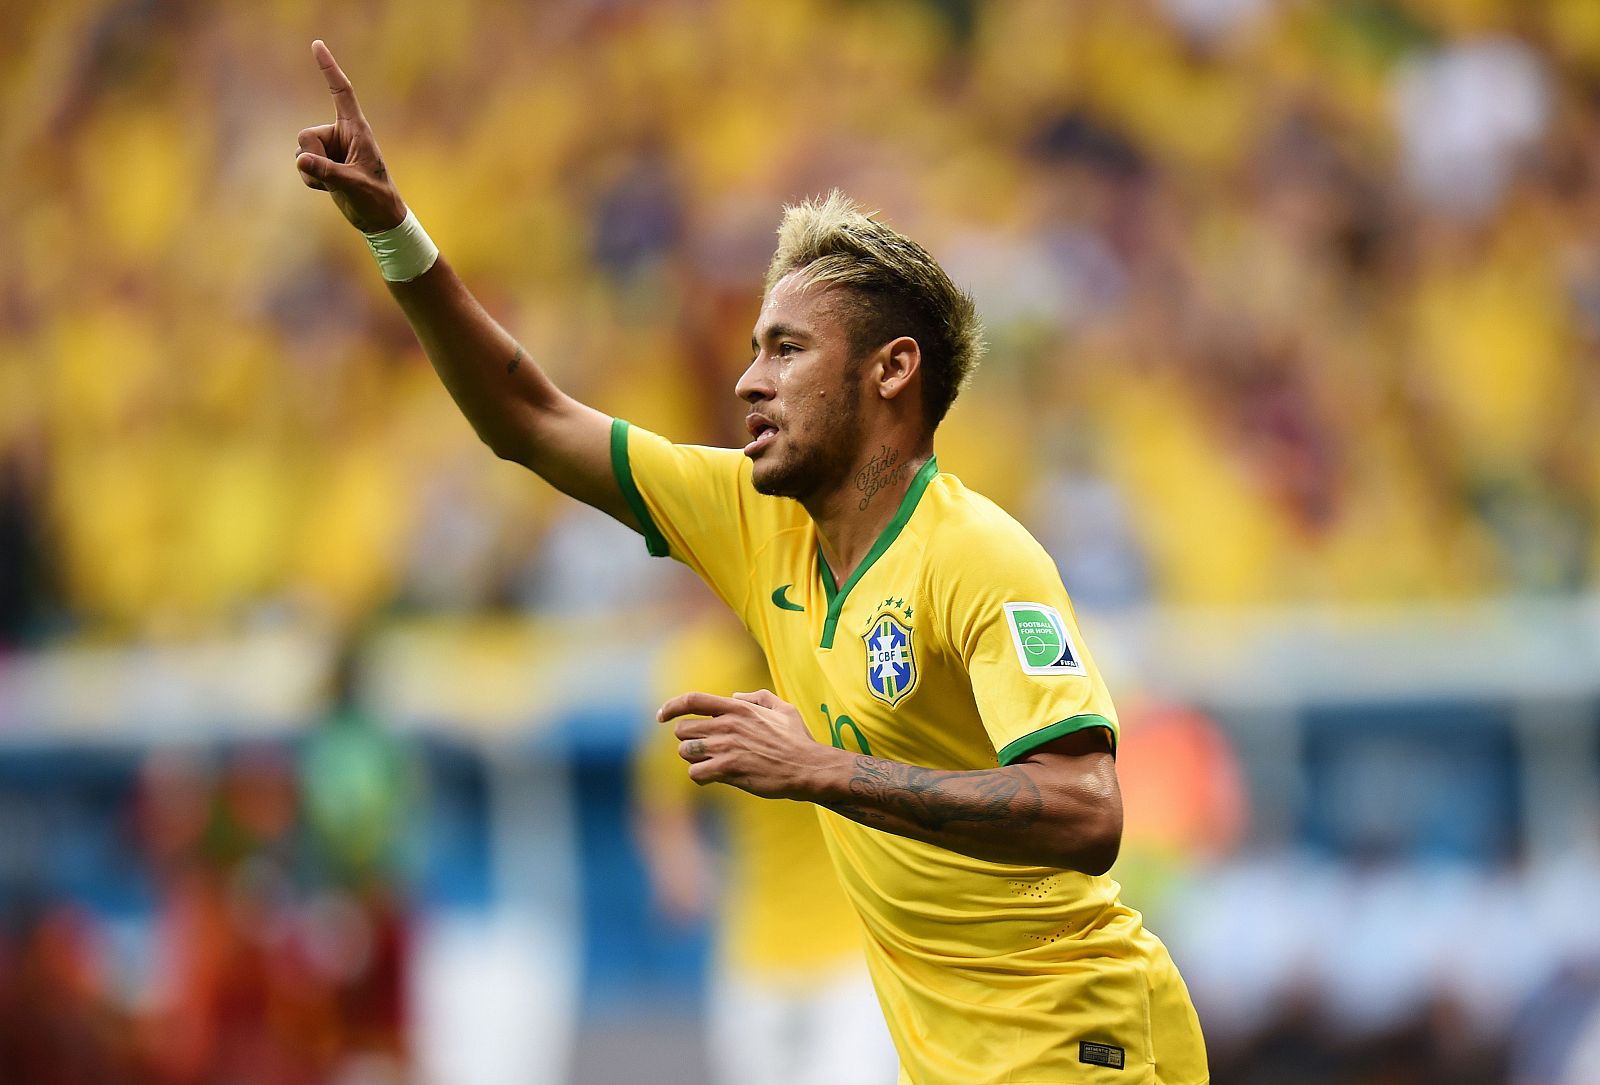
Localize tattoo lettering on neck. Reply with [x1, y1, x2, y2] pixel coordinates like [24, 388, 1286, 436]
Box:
[855, 445, 910, 511]
[506, 345, 525, 375]
[823, 757, 1043, 831]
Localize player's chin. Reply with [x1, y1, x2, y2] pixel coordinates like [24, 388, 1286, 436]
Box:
[749, 460, 784, 496]
[750, 455, 805, 499]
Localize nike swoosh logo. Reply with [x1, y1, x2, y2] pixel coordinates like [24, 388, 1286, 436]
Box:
[771, 584, 804, 612]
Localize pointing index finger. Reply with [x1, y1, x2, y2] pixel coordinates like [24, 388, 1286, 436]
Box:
[312, 39, 363, 121]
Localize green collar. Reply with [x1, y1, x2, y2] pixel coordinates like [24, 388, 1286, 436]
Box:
[817, 456, 939, 648]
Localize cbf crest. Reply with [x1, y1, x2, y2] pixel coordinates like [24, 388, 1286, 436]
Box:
[863, 598, 917, 707]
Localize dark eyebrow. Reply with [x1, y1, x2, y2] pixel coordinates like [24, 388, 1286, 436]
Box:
[751, 322, 809, 351]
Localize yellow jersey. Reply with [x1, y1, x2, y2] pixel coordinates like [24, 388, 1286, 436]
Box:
[633, 612, 865, 977]
[613, 419, 1207, 1085]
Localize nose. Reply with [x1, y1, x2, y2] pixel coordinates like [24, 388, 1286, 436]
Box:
[735, 352, 773, 404]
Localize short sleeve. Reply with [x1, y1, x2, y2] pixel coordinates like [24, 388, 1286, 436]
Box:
[939, 532, 1119, 765]
[611, 419, 792, 623]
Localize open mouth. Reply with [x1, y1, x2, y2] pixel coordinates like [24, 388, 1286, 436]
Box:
[743, 414, 779, 457]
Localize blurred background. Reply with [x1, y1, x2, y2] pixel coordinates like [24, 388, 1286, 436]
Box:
[3, 0, 1600, 1082]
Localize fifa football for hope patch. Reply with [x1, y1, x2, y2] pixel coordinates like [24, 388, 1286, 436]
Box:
[1003, 602, 1086, 675]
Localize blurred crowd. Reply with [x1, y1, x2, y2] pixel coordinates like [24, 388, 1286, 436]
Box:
[2, 0, 1600, 647]
[0, 706, 417, 1085]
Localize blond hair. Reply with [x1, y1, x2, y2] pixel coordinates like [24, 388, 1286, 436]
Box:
[765, 191, 985, 427]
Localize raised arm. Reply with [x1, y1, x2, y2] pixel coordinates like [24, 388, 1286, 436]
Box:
[658, 690, 1122, 874]
[294, 40, 634, 526]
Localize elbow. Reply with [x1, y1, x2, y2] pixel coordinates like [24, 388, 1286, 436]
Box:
[1057, 806, 1122, 877]
[1072, 765, 1124, 876]
[1073, 829, 1121, 877]
[481, 427, 535, 467]
[485, 437, 528, 466]
[481, 399, 563, 468]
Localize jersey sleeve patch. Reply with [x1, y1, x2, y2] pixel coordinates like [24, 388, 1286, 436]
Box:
[1002, 602, 1086, 676]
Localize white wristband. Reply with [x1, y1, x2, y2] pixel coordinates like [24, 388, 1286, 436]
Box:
[363, 209, 439, 283]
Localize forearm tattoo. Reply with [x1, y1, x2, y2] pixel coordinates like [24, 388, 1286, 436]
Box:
[506, 344, 525, 374]
[824, 757, 1042, 832]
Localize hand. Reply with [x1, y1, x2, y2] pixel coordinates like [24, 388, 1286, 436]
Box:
[295, 39, 407, 233]
[633, 810, 717, 925]
[657, 689, 838, 800]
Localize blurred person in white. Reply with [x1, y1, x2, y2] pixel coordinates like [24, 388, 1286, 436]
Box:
[1510, 964, 1600, 1085]
[517, 502, 665, 616]
[1156, 0, 1274, 48]
[1024, 426, 1150, 612]
[1393, 31, 1552, 218]
[295, 39, 1207, 1085]
[1544, 971, 1600, 1085]
[633, 573, 897, 1085]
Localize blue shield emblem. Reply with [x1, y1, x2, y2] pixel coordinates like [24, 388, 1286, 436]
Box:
[863, 612, 917, 707]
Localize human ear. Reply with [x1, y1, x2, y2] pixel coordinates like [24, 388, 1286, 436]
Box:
[877, 336, 921, 401]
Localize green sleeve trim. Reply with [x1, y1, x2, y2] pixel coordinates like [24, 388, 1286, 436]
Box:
[817, 455, 939, 649]
[996, 713, 1117, 765]
[609, 418, 670, 558]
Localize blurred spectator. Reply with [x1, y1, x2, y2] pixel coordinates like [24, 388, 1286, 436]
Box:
[127, 669, 416, 1085]
[0, 896, 131, 1085]
[0, 443, 57, 647]
[1393, 34, 1552, 218]
[1026, 455, 1152, 610]
[631, 580, 898, 1085]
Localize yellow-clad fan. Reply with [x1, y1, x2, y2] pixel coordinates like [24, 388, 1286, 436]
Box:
[632, 581, 897, 1085]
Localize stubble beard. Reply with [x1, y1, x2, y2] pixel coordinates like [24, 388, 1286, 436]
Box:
[750, 393, 864, 504]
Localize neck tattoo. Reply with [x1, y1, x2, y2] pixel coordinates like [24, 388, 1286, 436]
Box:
[855, 444, 909, 511]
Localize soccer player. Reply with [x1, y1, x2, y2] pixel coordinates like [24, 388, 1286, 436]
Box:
[633, 581, 898, 1085]
[296, 40, 1208, 1085]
